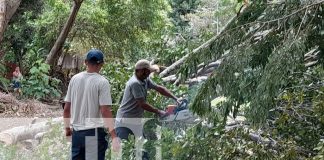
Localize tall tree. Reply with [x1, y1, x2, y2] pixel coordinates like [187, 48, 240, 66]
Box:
[0, 0, 21, 49]
[0, 0, 44, 68]
[45, 0, 83, 66]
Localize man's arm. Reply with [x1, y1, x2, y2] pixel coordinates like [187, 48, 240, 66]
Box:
[100, 106, 117, 138]
[136, 98, 162, 115]
[154, 85, 179, 101]
[63, 102, 71, 136]
[100, 106, 121, 152]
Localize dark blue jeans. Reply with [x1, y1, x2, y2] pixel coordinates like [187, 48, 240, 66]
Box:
[12, 81, 20, 89]
[71, 128, 108, 160]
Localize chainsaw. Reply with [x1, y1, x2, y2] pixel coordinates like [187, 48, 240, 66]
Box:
[159, 99, 194, 122]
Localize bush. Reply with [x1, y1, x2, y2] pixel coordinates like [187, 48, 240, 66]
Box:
[22, 59, 61, 100]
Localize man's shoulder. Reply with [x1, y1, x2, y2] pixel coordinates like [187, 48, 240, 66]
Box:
[70, 72, 84, 81]
[96, 73, 108, 81]
[94, 74, 110, 86]
[127, 76, 141, 86]
[72, 71, 85, 77]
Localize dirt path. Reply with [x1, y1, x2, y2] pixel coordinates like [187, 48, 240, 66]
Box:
[0, 92, 62, 132]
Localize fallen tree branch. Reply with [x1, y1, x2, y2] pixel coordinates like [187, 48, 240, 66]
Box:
[224, 0, 324, 35]
[197, 60, 221, 72]
[162, 60, 220, 83]
[0, 117, 62, 145]
[304, 47, 320, 67]
[162, 75, 177, 83]
[159, 11, 241, 78]
[162, 75, 209, 85]
[196, 60, 221, 77]
[159, 54, 189, 78]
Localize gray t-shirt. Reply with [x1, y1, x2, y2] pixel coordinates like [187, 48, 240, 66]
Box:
[116, 75, 157, 119]
[65, 71, 112, 131]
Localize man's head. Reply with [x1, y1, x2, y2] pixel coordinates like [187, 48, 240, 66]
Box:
[134, 59, 159, 80]
[85, 49, 105, 73]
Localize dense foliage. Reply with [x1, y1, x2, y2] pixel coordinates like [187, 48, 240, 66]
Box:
[22, 59, 61, 100]
[0, 0, 323, 159]
[176, 0, 324, 159]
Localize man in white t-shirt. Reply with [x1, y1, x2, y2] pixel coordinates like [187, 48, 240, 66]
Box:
[63, 49, 120, 160]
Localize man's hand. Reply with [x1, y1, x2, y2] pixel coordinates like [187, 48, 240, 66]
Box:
[112, 137, 121, 152]
[176, 97, 183, 105]
[65, 127, 72, 136]
[158, 110, 168, 117]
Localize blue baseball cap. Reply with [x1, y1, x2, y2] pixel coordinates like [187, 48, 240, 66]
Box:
[86, 49, 104, 64]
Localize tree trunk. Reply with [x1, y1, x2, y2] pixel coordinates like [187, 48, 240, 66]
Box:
[0, 0, 21, 46]
[159, 54, 189, 78]
[0, 117, 62, 145]
[159, 5, 249, 78]
[45, 0, 83, 66]
[0, 0, 6, 43]
[162, 75, 209, 85]
[158, 18, 231, 78]
[162, 60, 221, 84]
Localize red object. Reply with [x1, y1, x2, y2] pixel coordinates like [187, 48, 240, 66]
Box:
[166, 105, 176, 114]
[4, 62, 17, 80]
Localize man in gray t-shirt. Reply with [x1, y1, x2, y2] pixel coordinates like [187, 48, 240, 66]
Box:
[115, 59, 180, 147]
[116, 75, 158, 119]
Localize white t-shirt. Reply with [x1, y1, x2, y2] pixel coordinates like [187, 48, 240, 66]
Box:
[65, 71, 112, 131]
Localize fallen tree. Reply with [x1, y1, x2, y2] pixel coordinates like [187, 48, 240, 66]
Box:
[161, 60, 221, 84]
[159, 12, 240, 78]
[0, 117, 62, 145]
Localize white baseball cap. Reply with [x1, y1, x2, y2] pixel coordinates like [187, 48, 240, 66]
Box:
[135, 59, 159, 72]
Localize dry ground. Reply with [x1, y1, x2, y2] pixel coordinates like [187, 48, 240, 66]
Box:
[0, 92, 62, 131]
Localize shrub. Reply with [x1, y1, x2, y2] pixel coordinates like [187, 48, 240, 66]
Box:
[22, 59, 61, 100]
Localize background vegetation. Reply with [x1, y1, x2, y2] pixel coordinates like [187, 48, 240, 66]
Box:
[0, 0, 323, 159]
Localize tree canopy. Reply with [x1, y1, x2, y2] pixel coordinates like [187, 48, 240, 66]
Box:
[0, 0, 323, 159]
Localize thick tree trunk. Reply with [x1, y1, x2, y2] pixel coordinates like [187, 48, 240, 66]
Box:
[0, 0, 21, 45]
[0, 117, 62, 145]
[0, 0, 6, 43]
[45, 0, 83, 66]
